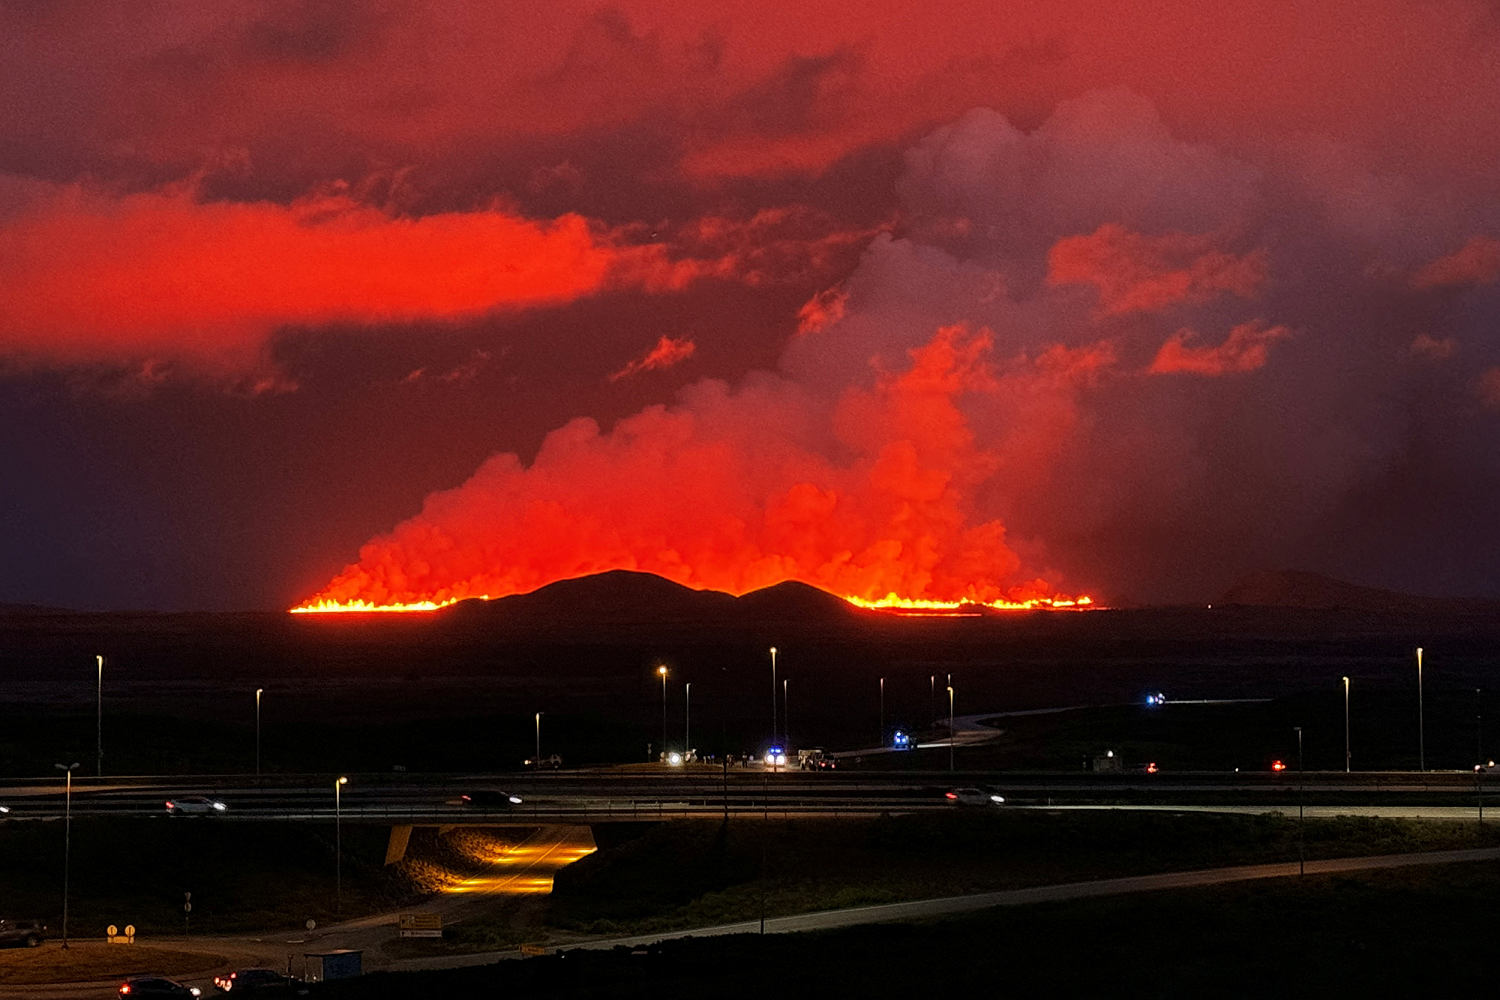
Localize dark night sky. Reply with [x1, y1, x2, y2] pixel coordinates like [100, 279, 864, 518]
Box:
[1, 2, 1498, 611]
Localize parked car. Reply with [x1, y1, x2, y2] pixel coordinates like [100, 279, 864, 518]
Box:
[213, 968, 297, 994]
[165, 796, 227, 816]
[460, 789, 523, 808]
[0, 918, 46, 947]
[119, 977, 202, 997]
[945, 787, 1005, 807]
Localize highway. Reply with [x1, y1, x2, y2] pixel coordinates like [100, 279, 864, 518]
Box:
[0, 768, 1495, 824]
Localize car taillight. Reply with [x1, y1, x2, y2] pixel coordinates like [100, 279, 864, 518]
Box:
[945, 792, 957, 799]
[165, 801, 174, 809]
[119, 986, 131, 996]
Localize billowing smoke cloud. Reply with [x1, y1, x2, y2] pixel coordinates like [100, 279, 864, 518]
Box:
[304, 87, 1500, 607]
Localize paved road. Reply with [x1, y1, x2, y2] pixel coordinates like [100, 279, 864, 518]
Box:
[2, 768, 1495, 825]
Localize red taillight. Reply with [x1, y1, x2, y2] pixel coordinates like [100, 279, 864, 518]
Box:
[461, 794, 471, 802]
[120, 986, 131, 996]
[164, 801, 174, 809]
[944, 792, 957, 800]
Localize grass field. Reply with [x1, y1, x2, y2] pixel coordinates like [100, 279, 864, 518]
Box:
[316, 859, 1500, 997]
[543, 811, 1500, 934]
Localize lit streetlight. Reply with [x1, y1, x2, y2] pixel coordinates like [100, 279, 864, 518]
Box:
[929, 674, 935, 725]
[769, 647, 778, 749]
[685, 683, 691, 760]
[947, 684, 955, 772]
[255, 688, 264, 776]
[535, 712, 542, 765]
[95, 655, 104, 777]
[1417, 647, 1425, 772]
[1342, 676, 1350, 773]
[55, 761, 80, 948]
[658, 665, 669, 761]
[335, 776, 348, 914]
[879, 676, 885, 747]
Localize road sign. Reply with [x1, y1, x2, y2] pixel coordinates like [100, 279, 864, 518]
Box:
[397, 913, 442, 938]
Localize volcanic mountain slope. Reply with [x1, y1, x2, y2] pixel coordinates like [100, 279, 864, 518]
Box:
[443, 570, 868, 628]
[1220, 570, 1496, 614]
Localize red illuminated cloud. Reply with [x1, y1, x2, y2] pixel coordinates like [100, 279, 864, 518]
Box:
[1413, 236, 1500, 289]
[608, 336, 696, 382]
[1046, 224, 1265, 315]
[0, 184, 623, 367]
[1480, 368, 1500, 409]
[1148, 321, 1291, 376]
[0, 184, 862, 375]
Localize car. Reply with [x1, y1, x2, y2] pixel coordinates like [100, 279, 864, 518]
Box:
[460, 789, 523, 808]
[523, 754, 563, 769]
[945, 787, 1005, 807]
[212, 968, 296, 994]
[119, 976, 202, 996]
[165, 796, 227, 815]
[0, 918, 46, 947]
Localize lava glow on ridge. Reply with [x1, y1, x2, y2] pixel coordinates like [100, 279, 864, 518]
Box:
[289, 587, 1094, 615]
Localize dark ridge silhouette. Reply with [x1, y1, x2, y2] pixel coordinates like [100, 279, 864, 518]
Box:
[441, 570, 871, 627]
[446, 569, 738, 625]
[1220, 570, 1497, 614]
[735, 580, 867, 621]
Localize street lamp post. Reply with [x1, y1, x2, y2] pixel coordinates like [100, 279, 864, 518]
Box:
[1342, 676, 1350, 773]
[1294, 726, 1304, 876]
[783, 678, 789, 750]
[685, 683, 691, 759]
[55, 762, 79, 948]
[1417, 647, 1426, 772]
[255, 688, 264, 776]
[929, 674, 935, 725]
[535, 712, 542, 764]
[96, 655, 104, 777]
[879, 676, 885, 747]
[769, 647, 778, 749]
[947, 684, 955, 772]
[334, 776, 348, 914]
[657, 665, 669, 761]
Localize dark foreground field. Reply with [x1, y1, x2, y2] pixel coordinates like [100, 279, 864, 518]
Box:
[3, 599, 1499, 775]
[316, 859, 1500, 998]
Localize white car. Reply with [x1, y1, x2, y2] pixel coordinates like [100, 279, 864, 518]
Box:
[165, 796, 227, 815]
[945, 787, 1004, 807]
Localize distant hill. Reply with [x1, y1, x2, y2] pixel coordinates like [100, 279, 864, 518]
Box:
[441, 570, 873, 629]
[1220, 570, 1496, 614]
[446, 570, 734, 625]
[0, 602, 78, 617]
[735, 580, 866, 621]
